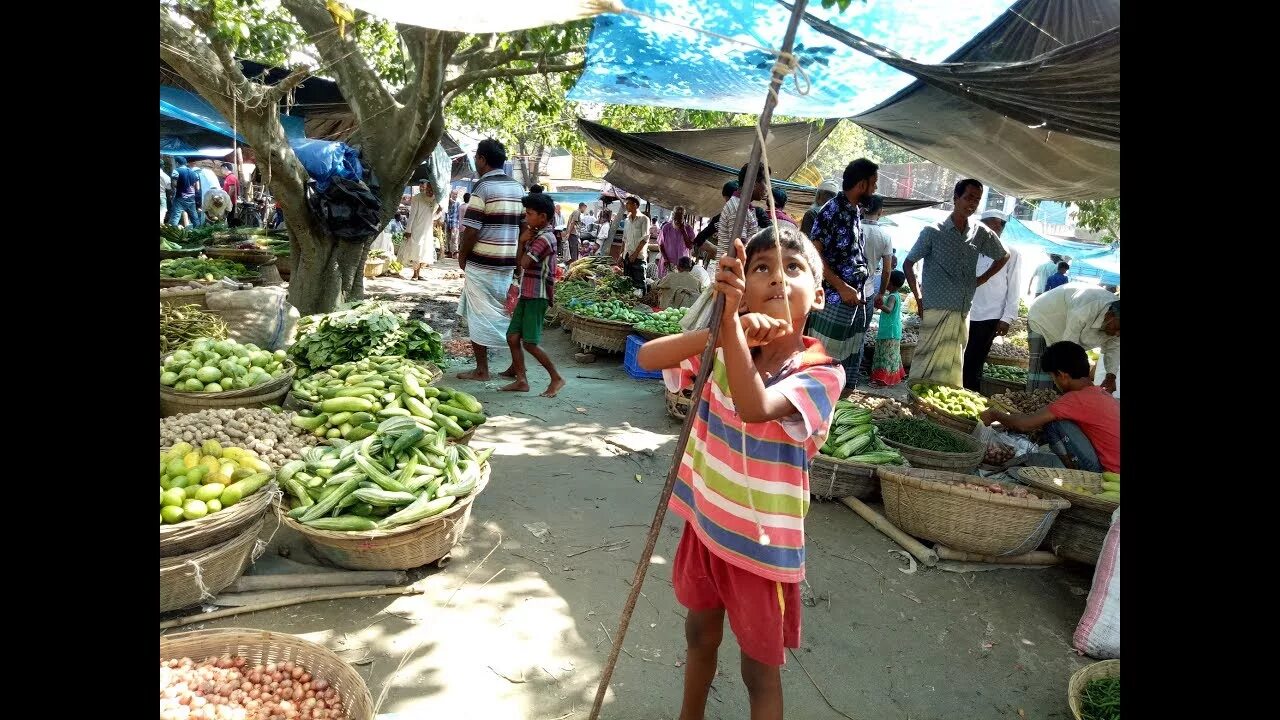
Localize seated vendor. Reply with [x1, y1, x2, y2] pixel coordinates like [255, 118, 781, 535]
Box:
[653, 256, 702, 309]
[979, 341, 1119, 473]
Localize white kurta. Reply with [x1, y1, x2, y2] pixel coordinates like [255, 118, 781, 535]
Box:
[402, 193, 437, 266]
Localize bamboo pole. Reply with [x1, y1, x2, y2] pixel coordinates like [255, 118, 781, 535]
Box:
[840, 496, 940, 567]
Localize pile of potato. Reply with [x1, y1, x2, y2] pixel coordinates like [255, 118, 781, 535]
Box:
[992, 388, 1061, 414]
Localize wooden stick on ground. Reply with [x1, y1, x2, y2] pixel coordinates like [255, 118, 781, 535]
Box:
[840, 496, 940, 567]
[934, 545, 1060, 565]
[225, 571, 408, 593]
[159, 586, 421, 630]
[587, 4, 812, 718]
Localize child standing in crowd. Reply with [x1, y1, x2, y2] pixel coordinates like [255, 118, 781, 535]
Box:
[638, 226, 843, 720]
[499, 193, 566, 398]
[1044, 261, 1071, 291]
[871, 270, 908, 387]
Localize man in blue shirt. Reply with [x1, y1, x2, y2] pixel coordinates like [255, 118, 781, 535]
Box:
[1044, 261, 1070, 291]
[167, 156, 202, 227]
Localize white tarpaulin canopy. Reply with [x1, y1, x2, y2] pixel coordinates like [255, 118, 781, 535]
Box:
[345, 0, 621, 33]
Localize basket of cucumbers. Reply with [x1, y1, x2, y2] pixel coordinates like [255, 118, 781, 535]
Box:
[160, 440, 278, 558]
[275, 418, 492, 570]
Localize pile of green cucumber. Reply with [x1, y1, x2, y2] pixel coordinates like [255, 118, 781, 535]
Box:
[281, 416, 493, 531]
[819, 400, 906, 465]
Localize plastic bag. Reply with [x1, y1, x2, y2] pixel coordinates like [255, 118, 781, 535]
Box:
[975, 423, 1039, 459]
[504, 282, 520, 316]
[205, 281, 300, 351]
[1074, 507, 1120, 658]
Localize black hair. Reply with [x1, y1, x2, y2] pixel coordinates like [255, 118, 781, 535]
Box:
[721, 180, 740, 199]
[888, 269, 906, 290]
[462, 192, 471, 203]
[862, 194, 884, 214]
[1041, 341, 1090, 380]
[624, 196, 640, 207]
[529, 184, 544, 193]
[1108, 300, 1120, 319]
[1057, 262, 1070, 272]
[842, 158, 878, 192]
[953, 178, 983, 199]
[1048, 253, 1061, 264]
[522, 193, 556, 221]
[476, 138, 507, 168]
[744, 225, 823, 285]
[222, 162, 234, 172]
[737, 163, 766, 187]
[175, 156, 188, 166]
[891, 253, 899, 269]
[771, 186, 788, 207]
[578, 202, 587, 208]
[677, 256, 694, 271]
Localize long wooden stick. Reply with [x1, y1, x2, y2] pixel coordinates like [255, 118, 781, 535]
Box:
[159, 586, 421, 630]
[840, 496, 940, 567]
[934, 545, 1060, 565]
[225, 571, 408, 593]
[587, 3, 811, 718]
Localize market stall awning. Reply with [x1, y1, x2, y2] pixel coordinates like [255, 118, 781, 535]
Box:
[346, 0, 620, 33]
[850, 0, 1120, 199]
[1001, 217, 1115, 260]
[160, 85, 305, 153]
[631, 120, 838, 180]
[579, 118, 938, 217]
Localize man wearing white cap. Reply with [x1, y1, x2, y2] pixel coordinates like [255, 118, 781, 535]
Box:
[801, 179, 840, 237]
[962, 210, 1021, 391]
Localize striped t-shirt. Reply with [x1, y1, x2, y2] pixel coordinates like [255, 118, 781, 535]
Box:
[462, 170, 524, 269]
[663, 338, 844, 583]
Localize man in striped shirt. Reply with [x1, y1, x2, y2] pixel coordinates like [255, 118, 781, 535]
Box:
[457, 138, 525, 381]
[638, 225, 843, 720]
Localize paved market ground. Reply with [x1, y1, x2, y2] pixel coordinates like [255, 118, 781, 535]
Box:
[166, 260, 1098, 720]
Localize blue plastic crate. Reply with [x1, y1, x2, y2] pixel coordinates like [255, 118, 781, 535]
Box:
[624, 334, 663, 380]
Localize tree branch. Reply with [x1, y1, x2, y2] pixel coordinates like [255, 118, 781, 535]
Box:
[267, 65, 313, 104]
[280, 0, 392, 123]
[443, 60, 585, 98]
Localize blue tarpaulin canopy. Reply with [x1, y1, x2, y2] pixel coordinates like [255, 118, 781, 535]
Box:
[160, 85, 305, 155]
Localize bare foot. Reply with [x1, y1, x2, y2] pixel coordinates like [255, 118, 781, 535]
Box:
[456, 369, 490, 381]
[499, 379, 530, 393]
[498, 367, 517, 378]
[541, 377, 566, 398]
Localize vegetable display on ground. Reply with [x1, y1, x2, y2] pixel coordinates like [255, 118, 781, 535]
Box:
[818, 400, 906, 465]
[843, 391, 915, 421]
[983, 363, 1027, 382]
[160, 441, 273, 525]
[1078, 676, 1120, 720]
[877, 417, 974, 453]
[161, 257, 253, 281]
[160, 225, 206, 250]
[991, 388, 1061, 414]
[1057, 471, 1121, 501]
[161, 408, 322, 466]
[161, 304, 229, 355]
[160, 655, 349, 720]
[570, 299, 647, 324]
[983, 443, 1017, 465]
[289, 301, 444, 376]
[161, 338, 290, 393]
[634, 307, 688, 335]
[290, 357, 485, 442]
[939, 477, 1039, 499]
[912, 383, 988, 420]
[281, 416, 492, 531]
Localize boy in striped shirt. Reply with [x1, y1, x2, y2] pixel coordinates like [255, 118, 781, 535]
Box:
[638, 226, 844, 720]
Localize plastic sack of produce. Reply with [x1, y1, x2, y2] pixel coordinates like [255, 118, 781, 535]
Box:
[1074, 507, 1120, 659]
[975, 424, 1038, 460]
[205, 281, 300, 351]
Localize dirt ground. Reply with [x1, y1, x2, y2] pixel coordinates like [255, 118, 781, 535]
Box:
[164, 260, 1099, 720]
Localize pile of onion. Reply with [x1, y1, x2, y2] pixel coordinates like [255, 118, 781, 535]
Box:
[160, 655, 345, 720]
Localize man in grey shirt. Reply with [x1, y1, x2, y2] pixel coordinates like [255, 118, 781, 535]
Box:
[903, 178, 1009, 387]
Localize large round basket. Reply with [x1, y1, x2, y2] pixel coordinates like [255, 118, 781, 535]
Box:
[161, 275, 264, 289]
[448, 426, 477, 446]
[986, 354, 1029, 369]
[665, 389, 692, 421]
[570, 315, 634, 354]
[880, 425, 984, 474]
[980, 375, 1024, 397]
[279, 466, 490, 570]
[900, 342, 916, 369]
[160, 515, 264, 612]
[161, 247, 203, 260]
[1013, 467, 1118, 565]
[160, 628, 374, 720]
[364, 260, 387, 279]
[203, 247, 278, 266]
[160, 366, 295, 417]
[809, 454, 883, 499]
[160, 481, 278, 558]
[878, 467, 1071, 556]
[907, 386, 980, 434]
[160, 287, 212, 311]
[1068, 659, 1119, 720]
[275, 255, 292, 280]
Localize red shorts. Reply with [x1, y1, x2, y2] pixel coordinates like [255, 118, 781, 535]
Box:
[672, 522, 801, 666]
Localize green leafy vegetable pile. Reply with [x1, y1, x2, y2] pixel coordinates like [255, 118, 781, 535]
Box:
[289, 301, 444, 376]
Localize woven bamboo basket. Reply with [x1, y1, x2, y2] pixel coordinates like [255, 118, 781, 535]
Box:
[276, 255, 292, 280]
[160, 515, 264, 612]
[571, 315, 634, 354]
[279, 466, 490, 570]
[900, 342, 916, 369]
[880, 426, 984, 473]
[160, 482, 278, 558]
[1046, 514, 1108, 565]
[160, 628, 374, 720]
[986, 353, 1029, 369]
[161, 247, 203, 260]
[1068, 660, 1119, 720]
[1012, 468, 1119, 515]
[810, 455, 883, 499]
[878, 467, 1071, 556]
[160, 287, 213, 310]
[364, 260, 387, 279]
[160, 366, 295, 417]
[448, 426, 477, 446]
[636, 328, 671, 342]
[665, 389, 693, 421]
[980, 375, 1024, 397]
[203, 247, 278, 266]
[907, 385, 981, 434]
